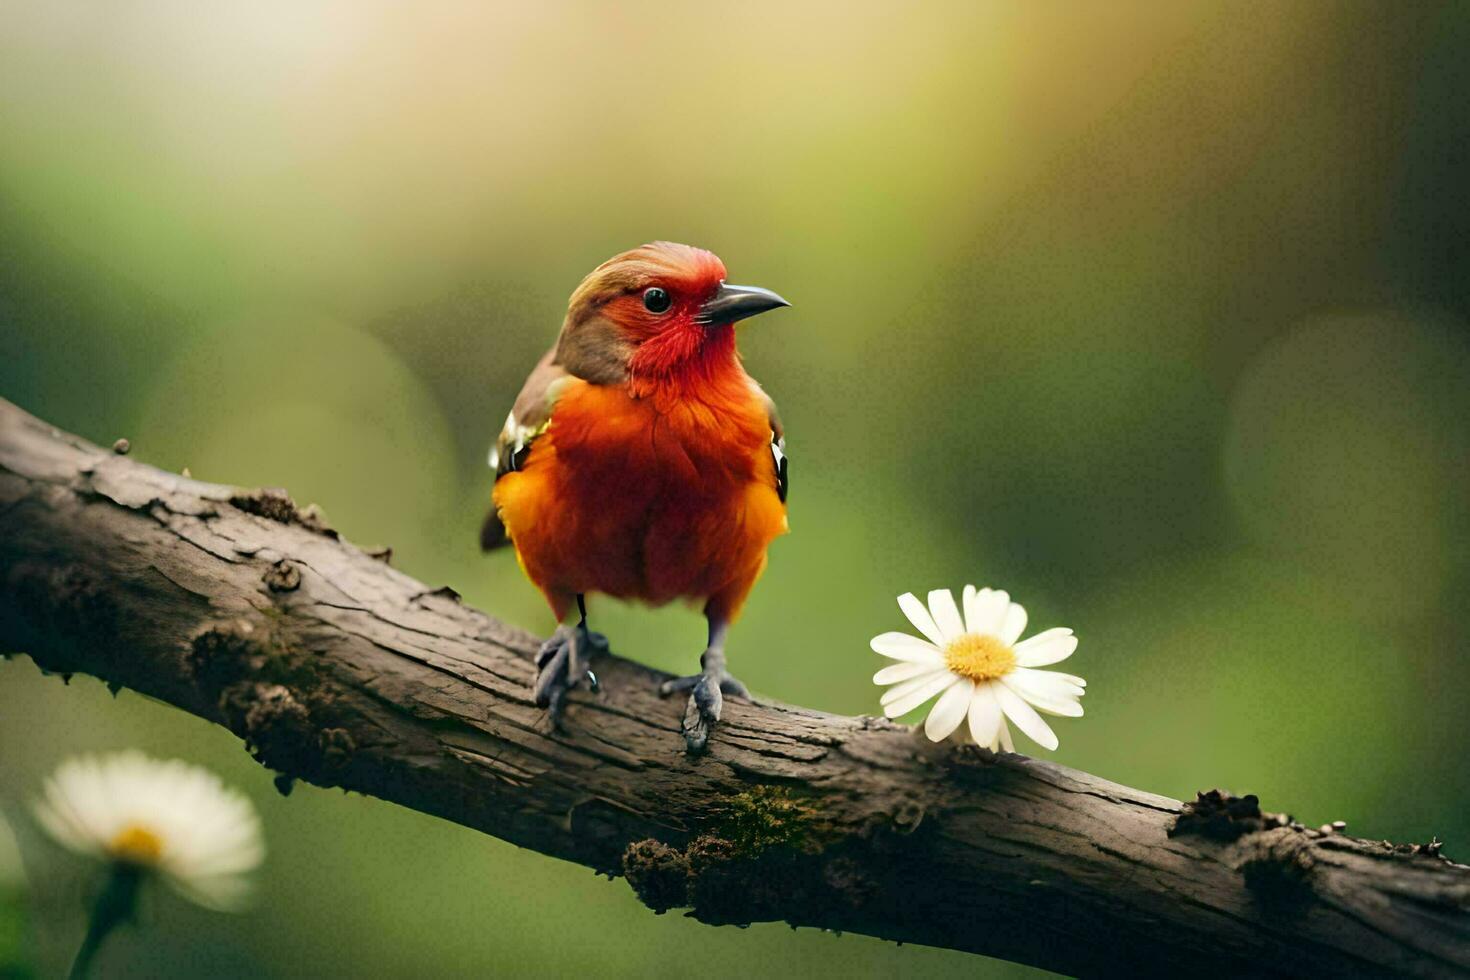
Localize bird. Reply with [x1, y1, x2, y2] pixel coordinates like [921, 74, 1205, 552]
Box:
[481, 241, 790, 752]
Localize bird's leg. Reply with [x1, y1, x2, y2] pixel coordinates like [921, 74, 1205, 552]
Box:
[567, 594, 611, 686]
[534, 594, 607, 728]
[658, 616, 749, 754]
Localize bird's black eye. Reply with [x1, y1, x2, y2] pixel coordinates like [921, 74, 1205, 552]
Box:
[642, 287, 671, 314]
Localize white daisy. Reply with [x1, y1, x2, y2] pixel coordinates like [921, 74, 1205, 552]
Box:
[871, 586, 1086, 752]
[32, 751, 265, 912]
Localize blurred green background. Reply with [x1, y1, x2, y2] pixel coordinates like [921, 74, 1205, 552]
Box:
[2, 1, 1468, 976]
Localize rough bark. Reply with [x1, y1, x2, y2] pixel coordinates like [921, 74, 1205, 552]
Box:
[0, 396, 1465, 978]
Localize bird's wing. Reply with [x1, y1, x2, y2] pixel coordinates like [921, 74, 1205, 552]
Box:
[760, 389, 789, 504]
[481, 349, 573, 550]
[488, 349, 573, 478]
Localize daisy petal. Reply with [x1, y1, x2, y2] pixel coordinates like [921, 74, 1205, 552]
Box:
[1001, 674, 1083, 717]
[968, 588, 1009, 637]
[873, 661, 940, 686]
[966, 683, 1003, 749]
[924, 679, 974, 741]
[880, 669, 949, 706]
[897, 593, 947, 647]
[172, 873, 252, 913]
[1012, 666, 1086, 701]
[883, 672, 959, 718]
[998, 720, 1015, 753]
[870, 632, 944, 663]
[998, 602, 1028, 645]
[994, 683, 1060, 751]
[1013, 627, 1078, 667]
[926, 589, 966, 643]
[32, 800, 88, 854]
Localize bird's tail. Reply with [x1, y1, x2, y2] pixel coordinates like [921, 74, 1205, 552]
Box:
[480, 506, 510, 551]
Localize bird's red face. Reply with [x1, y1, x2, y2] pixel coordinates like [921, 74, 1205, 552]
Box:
[559, 242, 789, 384]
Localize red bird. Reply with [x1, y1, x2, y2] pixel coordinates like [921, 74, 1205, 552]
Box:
[481, 242, 790, 751]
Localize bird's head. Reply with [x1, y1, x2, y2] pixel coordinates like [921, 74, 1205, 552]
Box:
[555, 241, 789, 387]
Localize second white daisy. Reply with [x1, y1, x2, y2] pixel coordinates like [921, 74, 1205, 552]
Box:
[872, 585, 1086, 752]
[32, 751, 265, 911]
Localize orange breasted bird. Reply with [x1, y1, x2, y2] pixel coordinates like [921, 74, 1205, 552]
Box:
[481, 242, 790, 752]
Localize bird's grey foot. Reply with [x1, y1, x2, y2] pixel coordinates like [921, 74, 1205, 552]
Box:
[582, 629, 611, 660]
[658, 670, 748, 698]
[658, 649, 748, 754]
[534, 623, 603, 727]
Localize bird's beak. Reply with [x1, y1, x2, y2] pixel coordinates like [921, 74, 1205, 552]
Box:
[696, 282, 791, 326]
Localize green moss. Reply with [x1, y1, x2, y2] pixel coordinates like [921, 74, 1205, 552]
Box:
[709, 786, 829, 856]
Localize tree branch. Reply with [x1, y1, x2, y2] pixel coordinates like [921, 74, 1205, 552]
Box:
[0, 396, 1465, 978]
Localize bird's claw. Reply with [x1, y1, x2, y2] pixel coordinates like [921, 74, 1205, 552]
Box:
[682, 676, 720, 755]
[534, 625, 606, 728]
[537, 628, 608, 669]
[659, 667, 749, 754]
[658, 672, 749, 698]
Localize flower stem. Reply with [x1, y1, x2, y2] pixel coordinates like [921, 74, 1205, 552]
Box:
[68, 864, 141, 980]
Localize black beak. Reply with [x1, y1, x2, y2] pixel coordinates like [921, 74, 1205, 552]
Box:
[695, 282, 791, 326]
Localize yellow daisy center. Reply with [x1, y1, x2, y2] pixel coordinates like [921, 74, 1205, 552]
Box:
[108, 823, 164, 866]
[944, 633, 1017, 682]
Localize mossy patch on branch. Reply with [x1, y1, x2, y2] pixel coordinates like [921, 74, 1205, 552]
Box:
[621, 784, 875, 926]
[189, 618, 351, 786]
[622, 839, 689, 913]
[707, 785, 830, 856]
